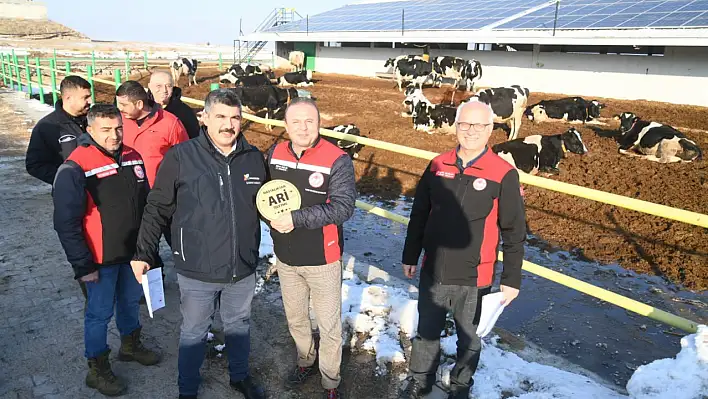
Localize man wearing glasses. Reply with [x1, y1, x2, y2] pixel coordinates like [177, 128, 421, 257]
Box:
[399, 100, 527, 399]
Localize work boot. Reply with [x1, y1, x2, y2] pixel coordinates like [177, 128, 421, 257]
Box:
[118, 327, 160, 366]
[324, 388, 342, 398]
[447, 386, 471, 399]
[230, 375, 266, 399]
[286, 364, 316, 387]
[399, 376, 431, 399]
[85, 350, 127, 397]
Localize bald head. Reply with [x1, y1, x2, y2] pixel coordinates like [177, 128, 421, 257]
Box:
[456, 99, 494, 125]
[148, 70, 174, 106]
[455, 99, 494, 153]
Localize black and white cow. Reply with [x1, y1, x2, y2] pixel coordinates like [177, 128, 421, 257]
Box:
[401, 86, 431, 117]
[234, 74, 273, 87]
[384, 55, 433, 91]
[614, 112, 702, 163]
[411, 101, 457, 134]
[525, 97, 605, 123]
[277, 70, 313, 87]
[322, 124, 365, 159]
[220, 63, 275, 84]
[492, 128, 588, 175]
[171, 58, 198, 87]
[431, 56, 483, 92]
[465, 85, 530, 140]
[230, 86, 298, 131]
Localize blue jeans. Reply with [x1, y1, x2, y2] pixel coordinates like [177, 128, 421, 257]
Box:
[177, 273, 255, 396]
[84, 263, 143, 359]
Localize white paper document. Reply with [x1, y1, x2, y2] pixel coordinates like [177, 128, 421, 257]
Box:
[141, 268, 165, 318]
[476, 292, 506, 337]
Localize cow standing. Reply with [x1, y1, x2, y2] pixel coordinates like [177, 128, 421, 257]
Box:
[464, 85, 530, 140]
[492, 128, 588, 175]
[322, 124, 365, 159]
[384, 55, 433, 91]
[289, 51, 305, 72]
[615, 112, 702, 163]
[220, 63, 274, 85]
[431, 56, 483, 92]
[277, 70, 314, 87]
[171, 58, 198, 87]
[526, 97, 604, 123]
[230, 86, 298, 132]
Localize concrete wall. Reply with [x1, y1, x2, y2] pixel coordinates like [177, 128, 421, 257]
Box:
[312, 45, 708, 107]
[0, 1, 47, 20]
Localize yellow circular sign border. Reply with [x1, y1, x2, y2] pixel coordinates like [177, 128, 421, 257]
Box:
[256, 179, 302, 221]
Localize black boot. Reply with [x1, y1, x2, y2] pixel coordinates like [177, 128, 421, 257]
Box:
[399, 376, 431, 399]
[230, 375, 266, 399]
[86, 350, 127, 397]
[118, 327, 160, 365]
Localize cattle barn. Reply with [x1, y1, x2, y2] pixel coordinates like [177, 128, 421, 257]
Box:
[239, 1, 708, 108]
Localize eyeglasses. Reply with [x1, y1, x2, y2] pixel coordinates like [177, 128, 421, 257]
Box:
[456, 122, 492, 132]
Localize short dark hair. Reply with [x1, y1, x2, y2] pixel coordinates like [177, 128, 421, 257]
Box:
[115, 80, 148, 103]
[204, 88, 242, 114]
[284, 97, 320, 122]
[87, 103, 122, 126]
[60, 75, 91, 95]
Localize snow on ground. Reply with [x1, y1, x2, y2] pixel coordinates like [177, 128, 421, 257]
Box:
[626, 325, 708, 399]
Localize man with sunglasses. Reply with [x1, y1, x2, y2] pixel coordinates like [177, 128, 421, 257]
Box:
[399, 100, 527, 399]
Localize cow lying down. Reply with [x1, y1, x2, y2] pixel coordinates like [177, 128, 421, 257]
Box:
[492, 128, 588, 175]
[615, 112, 702, 163]
[401, 87, 430, 117]
[322, 124, 365, 159]
[525, 97, 605, 124]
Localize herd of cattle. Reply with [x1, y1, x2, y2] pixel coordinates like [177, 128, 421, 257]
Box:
[388, 54, 702, 174]
[169, 52, 702, 176]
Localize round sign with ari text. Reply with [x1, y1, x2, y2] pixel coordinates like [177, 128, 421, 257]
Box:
[256, 179, 302, 222]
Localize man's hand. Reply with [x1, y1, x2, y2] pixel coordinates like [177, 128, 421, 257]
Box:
[130, 261, 150, 284]
[402, 264, 417, 279]
[80, 270, 99, 283]
[271, 212, 294, 234]
[500, 285, 519, 306]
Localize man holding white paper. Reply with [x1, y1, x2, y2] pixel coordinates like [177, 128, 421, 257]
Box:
[399, 100, 527, 399]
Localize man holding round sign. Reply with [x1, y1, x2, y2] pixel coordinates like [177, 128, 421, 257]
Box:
[264, 97, 356, 399]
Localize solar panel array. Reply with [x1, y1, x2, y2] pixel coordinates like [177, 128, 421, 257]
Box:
[497, 0, 708, 29]
[264, 0, 708, 32]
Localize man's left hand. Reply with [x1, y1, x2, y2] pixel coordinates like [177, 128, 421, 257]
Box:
[500, 285, 519, 306]
[271, 212, 294, 234]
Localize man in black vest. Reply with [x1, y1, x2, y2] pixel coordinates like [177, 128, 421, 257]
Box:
[266, 97, 357, 399]
[147, 70, 200, 139]
[131, 89, 267, 399]
[26, 75, 92, 299]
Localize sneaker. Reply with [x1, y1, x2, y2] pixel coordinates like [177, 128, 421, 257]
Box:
[230, 375, 266, 399]
[399, 377, 431, 399]
[286, 364, 316, 387]
[324, 388, 341, 398]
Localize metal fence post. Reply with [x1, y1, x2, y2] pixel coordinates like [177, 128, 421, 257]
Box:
[24, 55, 32, 96]
[7, 54, 15, 90]
[87, 65, 95, 103]
[12, 50, 21, 91]
[65, 61, 71, 76]
[0, 54, 6, 86]
[125, 51, 130, 80]
[49, 59, 58, 104]
[53, 49, 57, 67]
[91, 50, 96, 73]
[114, 68, 122, 87]
[143, 50, 148, 70]
[35, 57, 45, 104]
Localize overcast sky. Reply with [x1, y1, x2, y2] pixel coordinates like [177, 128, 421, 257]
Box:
[42, 0, 354, 44]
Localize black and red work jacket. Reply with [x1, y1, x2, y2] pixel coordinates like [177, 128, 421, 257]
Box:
[53, 134, 149, 279]
[402, 147, 527, 289]
[266, 137, 357, 266]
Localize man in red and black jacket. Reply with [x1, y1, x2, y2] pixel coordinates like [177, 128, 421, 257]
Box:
[400, 101, 527, 399]
[52, 104, 160, 397]
[266, 97, 356, 399]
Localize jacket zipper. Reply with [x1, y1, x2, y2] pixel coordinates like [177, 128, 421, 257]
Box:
[218, 173, 225, 201]
[180, 227, 186, 262]
[226, 163, 239, 281]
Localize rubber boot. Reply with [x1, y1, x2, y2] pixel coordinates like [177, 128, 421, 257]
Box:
[118, 327, 160, 366]
[86, 350, 127, 397]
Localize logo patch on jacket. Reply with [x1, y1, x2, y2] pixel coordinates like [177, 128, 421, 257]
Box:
[308, 172, 324, 188]
[473, 177, 487, 191]
[58, 134, 76, 143]
[435, 170, 455, 179]
[244, 174, 262, 185]
[133, 165, 145, 180]
[97, 169, 118, 179]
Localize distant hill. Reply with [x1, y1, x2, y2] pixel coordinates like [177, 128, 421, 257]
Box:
[0, 18, 88, 40]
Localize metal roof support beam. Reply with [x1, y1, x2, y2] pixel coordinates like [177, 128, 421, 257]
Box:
[481, 0, 559, 30]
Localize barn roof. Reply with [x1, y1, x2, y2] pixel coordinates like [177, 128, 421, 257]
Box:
[240, 0, 708, 46]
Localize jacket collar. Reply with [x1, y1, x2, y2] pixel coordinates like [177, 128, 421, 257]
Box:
[55, 99, 88, 129]
[288, 136, 322, 160]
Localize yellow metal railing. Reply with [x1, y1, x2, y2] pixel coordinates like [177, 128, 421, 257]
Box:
[0, 55, 701, 333]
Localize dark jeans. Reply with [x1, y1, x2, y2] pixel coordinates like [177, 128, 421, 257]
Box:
[84, 264, 143, 359]
[176, 273, 255, 396]
[409, 271, 488, 394]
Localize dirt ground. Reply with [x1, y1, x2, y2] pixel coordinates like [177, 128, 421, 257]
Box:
[91, 67, 708, 291]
